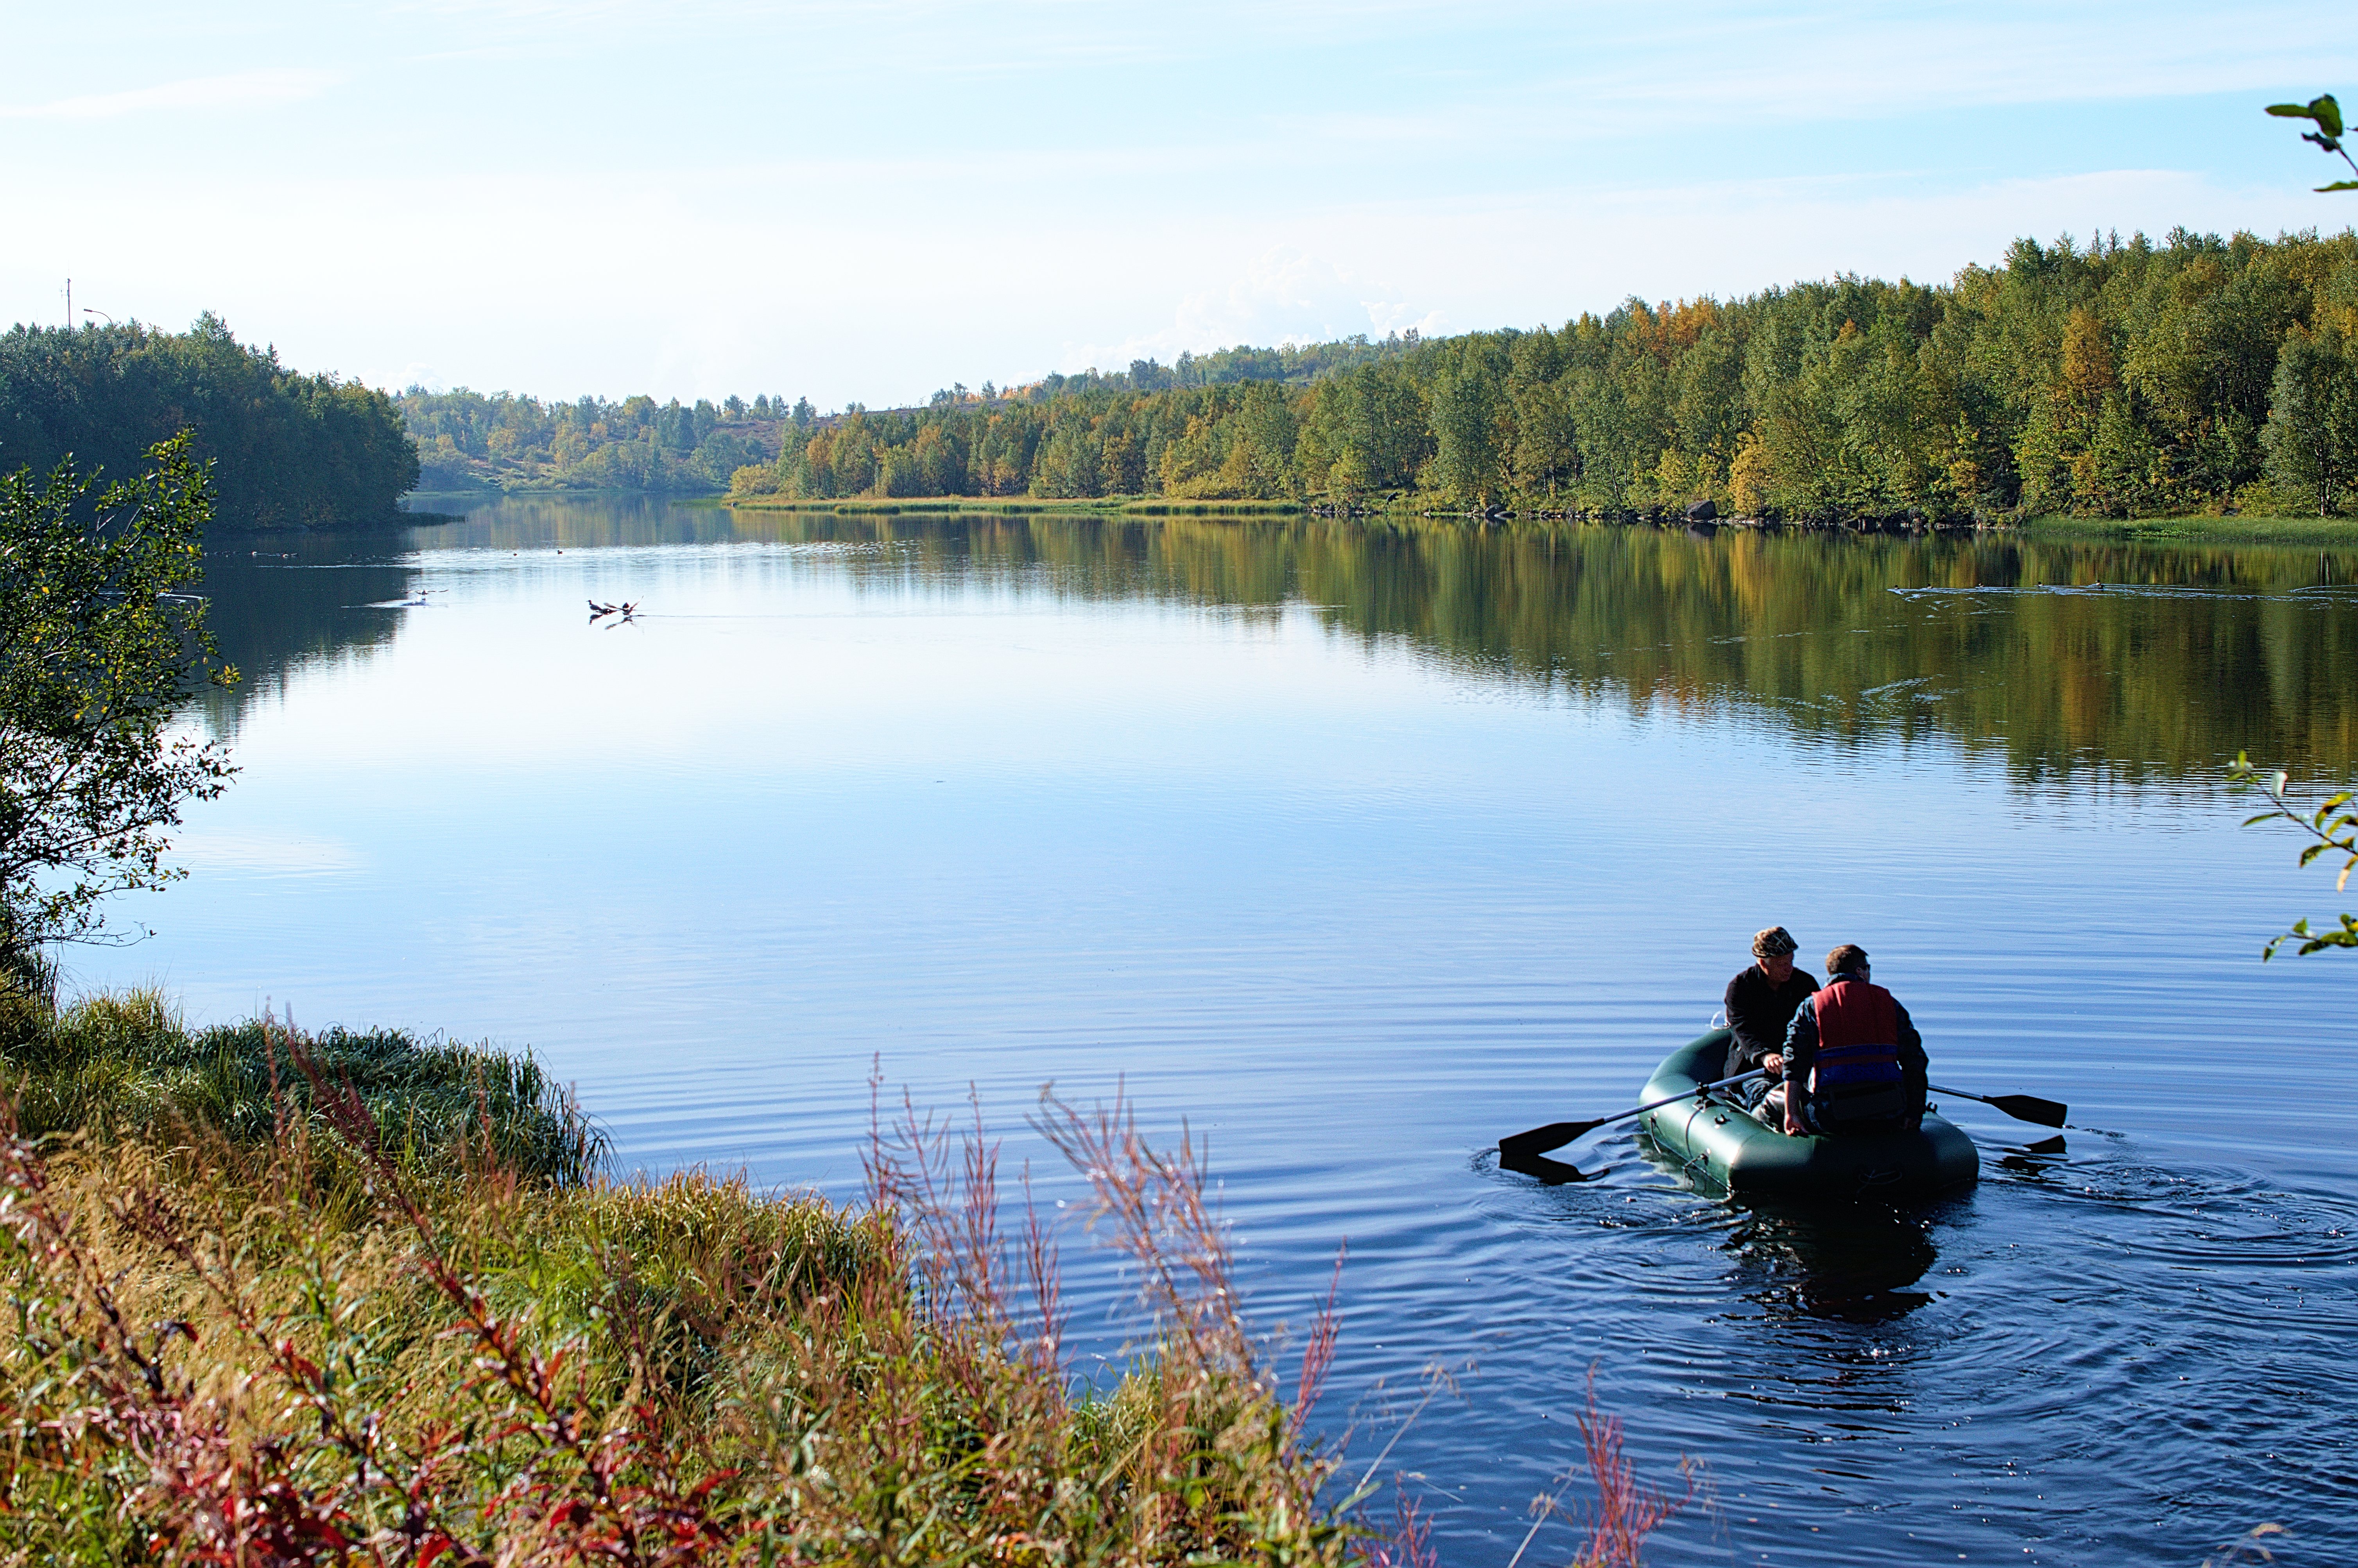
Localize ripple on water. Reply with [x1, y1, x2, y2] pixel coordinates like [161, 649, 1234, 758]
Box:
[1393, 1122, 2358, 1566]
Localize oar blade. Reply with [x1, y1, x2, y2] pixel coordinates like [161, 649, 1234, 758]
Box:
[1984, 1092, 2067, 1128]
[1498, 1118, 1604, 1158]
[1498, 1147, 1598, 1184]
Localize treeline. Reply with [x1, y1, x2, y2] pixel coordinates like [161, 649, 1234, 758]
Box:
[398, 388, 806, 492]
[729, 229, 2358, 521]
[1010, 331, 1421, 399]
[0, 316, 416, 528]
[396, 334, 1426, 494]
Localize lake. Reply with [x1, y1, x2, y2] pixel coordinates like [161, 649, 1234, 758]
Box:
[82, 495, 2358, 1566]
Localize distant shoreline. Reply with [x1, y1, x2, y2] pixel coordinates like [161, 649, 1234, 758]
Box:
[2010, 513, 2358, 546]
[713, 495, 1306, 517]
[402, 488, 2358, 545]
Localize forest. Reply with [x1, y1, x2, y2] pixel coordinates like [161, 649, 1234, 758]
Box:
[727, 228, 2358, 521]
[0, 317, 416, 529]
[393, 335, 1423, 494]
[21, 229, 2345, 526]
[398, 388, 797, 492]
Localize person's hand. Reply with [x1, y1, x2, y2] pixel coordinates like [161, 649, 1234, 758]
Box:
[1784, 1108, 1806, 1136]
[1763, 1052, 1783, 1076]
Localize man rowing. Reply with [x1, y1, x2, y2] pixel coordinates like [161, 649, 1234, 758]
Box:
[1765, 944, 1929, 1137]
[1723, 926, 1815, 1112]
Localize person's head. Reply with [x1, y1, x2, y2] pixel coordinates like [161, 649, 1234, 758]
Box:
[1825, 943, 1870, 980]
[1752, 926, 1798, 983]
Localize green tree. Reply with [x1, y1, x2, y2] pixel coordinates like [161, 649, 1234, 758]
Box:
[1430, 342, 1509, 507]
[0, 437, 237, 974]
[2261, 321, 2358, 514]
[2, 319, 416, 528]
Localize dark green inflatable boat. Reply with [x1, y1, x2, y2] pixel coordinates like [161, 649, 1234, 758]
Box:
[1636, 1028, 1979, 1199]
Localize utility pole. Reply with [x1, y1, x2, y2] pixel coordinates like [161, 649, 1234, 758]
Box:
[65, 278, 71, 327]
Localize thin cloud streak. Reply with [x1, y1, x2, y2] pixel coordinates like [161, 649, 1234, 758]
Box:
[0, 0, 2342, 405]
[0, 68, 342, 122]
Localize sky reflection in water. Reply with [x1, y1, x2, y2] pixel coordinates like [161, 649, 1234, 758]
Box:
[79, 498, 2358, 1568]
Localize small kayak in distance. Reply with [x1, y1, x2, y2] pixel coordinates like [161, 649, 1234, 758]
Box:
[1637, 1028, 1978, 1199]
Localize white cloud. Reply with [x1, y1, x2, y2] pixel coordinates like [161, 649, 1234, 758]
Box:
[0, 68, 341, 121]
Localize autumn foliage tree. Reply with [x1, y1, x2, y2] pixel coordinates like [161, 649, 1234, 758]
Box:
[723, 229, 2358, 522]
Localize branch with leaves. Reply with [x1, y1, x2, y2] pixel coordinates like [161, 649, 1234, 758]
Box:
[2266, 95, 2358, 191]
[0, 437, 238, 968]
[2229, 753, 2358, 958]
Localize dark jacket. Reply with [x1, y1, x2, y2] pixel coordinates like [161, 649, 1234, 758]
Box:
[1723, 964, 1819, 1079]
[1782, 969, 1929, 1130]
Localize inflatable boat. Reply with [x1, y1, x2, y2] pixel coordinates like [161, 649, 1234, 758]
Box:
[1636, 1028, 1979, 1199]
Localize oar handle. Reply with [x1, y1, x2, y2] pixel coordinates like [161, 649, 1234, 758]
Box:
[1498, 1068, 1768, 1159]
[1924, 1083, 2069, 1127]
[1621, 1068, 1765, 1124]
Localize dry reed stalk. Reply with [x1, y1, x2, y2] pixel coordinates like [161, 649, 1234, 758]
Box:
[1571, 1374, 1691, 1568]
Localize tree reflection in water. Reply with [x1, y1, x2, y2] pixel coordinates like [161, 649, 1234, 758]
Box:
[201, 501, 2358, 787]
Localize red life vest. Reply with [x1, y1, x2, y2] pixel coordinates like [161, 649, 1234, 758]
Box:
[1806, 975, 1908, 1128]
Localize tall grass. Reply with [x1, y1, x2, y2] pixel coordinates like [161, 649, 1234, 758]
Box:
[3, 990, 602, 1183]
[0, 997, 1685, 1564]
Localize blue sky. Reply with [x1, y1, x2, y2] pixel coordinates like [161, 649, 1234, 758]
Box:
[5, 1, 2351, 408]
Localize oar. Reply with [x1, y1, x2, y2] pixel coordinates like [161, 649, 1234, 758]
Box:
[1498, 1070, 1767, 1160]
[1927, 1083, 2067, 1128]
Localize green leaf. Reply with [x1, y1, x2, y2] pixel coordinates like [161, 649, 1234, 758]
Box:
[2317, 181, 2358, 192]
[2315, 94, 2345, 139]
[2267, 102, 2319, 120]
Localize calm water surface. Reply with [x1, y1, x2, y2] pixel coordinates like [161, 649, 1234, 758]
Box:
[86, 497, 2358, 1566]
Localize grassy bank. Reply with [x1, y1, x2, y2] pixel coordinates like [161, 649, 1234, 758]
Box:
[0, 992, 1376, 1565]
[0, 988, 1690, 1564]
[2012, 513, 2358, 546]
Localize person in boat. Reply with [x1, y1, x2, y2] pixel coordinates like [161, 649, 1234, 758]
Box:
[1723, 926, 1816, 1108]
[1767, 944, 1929, 1137]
